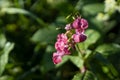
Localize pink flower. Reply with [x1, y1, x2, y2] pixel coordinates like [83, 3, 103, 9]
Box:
[75, 28, 84, 34]
[72, 17, 88, 30]
[63, 47, 70, 55]
[65, 24, 73, 30]
[52, 52, 62, 64]
[55, 41, 67, 51]
[81, 19, 88, 29]
[72, 33, 87, 43]
[57, 33, 68, 43]
[72, 17, 88, 43]
[55, 34, 69, 51]
[53, 33, 70, 64]
[72, 17, 81, 29]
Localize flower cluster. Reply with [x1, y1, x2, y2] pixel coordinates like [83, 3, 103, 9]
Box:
[53, 34, 70, 64]
[53, 17, 88, 64]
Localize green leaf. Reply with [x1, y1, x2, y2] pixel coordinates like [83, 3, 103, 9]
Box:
[75, 0, 101, 10]
[0, 33, 6, 49]
[0, 42, 14, 76]
[102, 20, 116, 33]
[0, 75, 14, 80]
[91, 19, 116, 33]
[94, 52, 119, 78]
[83, 71, 98, 80]
[72, 71, 97, 80]
[94, 52, 109, 65]
[69, 56, 84, 69]
[0, 0, 11, 8]
[95, 43, 120, 56]
[31, 26, 59, 43]
[46, 45, 55, 53]
[83, 3, 104, 16]
[84, 49, 92, 59]
[72, 72, 83, 80]
[85, 29, 100, 46]
[1, 8, 30, 14]
[40, 52, 55, 73]
[0, 7, 46, 27]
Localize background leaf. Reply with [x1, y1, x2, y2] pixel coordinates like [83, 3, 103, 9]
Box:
[91, 52, 119, 79]
[82, 3, 104, 16]
[95, 43, 120, 56]
[0, 33, 6, 49]
[31, 25, 59, 44]
[0, 42, 14, 76]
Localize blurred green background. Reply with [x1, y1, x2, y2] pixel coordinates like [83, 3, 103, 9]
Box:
[0, 0, 120, 80]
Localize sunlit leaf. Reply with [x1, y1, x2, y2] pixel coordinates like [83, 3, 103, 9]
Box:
[1, 8, 29, 14]
[0, 75, 14, 80]
[0, 0, 11, 8]
[0, 42, 14, 76]
[69, 56, 84, 69]
[85, 29, 100, 46]
[95, 43, 120, 56]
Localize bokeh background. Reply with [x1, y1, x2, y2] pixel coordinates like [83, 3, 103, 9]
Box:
[0, 0, 120, 80]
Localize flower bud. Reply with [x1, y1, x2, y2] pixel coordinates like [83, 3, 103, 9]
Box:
[52, 52, 62, 64]
[65, 24, 73, 30]
[72, 33, 87, 43]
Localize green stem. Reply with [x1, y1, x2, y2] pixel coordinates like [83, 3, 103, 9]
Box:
[76, 44, 84, 54]
[75, 44, 87, 73]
